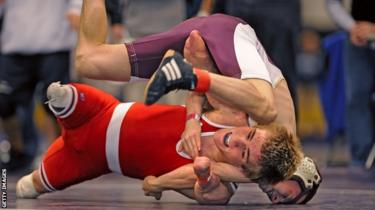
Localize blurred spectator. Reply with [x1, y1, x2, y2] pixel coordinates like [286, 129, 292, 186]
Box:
[295, 29, 326, 140]
[124, 0, 186, 38]
[0, 0, 82, 172]
[296, 29, 324, 83]
[212, 0, 301, 122]
[186, 0, 202, 19]
[188, 0, 214, 18]
[106, 0, 125, 43]
[326, 0, 375, 169]
[121, 0, 187, 104]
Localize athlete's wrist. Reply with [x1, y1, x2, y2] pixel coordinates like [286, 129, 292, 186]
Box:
[146, 176, 165, 191]
[186, 113, 201, 122]
[193, 68, 211, 93]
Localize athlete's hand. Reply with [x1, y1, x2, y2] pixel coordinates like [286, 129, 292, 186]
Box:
[180, 119, 202, 159]
[143, 176, 162, 200]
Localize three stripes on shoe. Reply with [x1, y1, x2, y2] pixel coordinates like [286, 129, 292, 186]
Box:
[161, 58, 182, 82]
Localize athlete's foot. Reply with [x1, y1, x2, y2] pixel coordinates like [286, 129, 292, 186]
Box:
[144, 50, 198, 105]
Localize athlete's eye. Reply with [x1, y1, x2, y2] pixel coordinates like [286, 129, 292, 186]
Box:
[247, 129, 257, 142]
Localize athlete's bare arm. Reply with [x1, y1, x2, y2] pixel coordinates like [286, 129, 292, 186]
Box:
[143, 164, 234, 205]
[208, 75, 276, 124]
[76, 0, 131, 81]
[142, 158, 253, 204]
[179, 92, 206, 159]
[179, 31, 277, 158]
[183, 31, 277, 124]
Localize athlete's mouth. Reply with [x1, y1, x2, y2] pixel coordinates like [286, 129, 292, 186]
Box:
[223, 132, 232, 147]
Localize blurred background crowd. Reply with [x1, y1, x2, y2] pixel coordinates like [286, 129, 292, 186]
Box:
[0, 0, 374, 180]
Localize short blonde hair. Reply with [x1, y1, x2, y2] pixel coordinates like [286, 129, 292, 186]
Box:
[242, 124, 302, 184]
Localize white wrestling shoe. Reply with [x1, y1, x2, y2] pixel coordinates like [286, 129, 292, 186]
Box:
[46, 82, 73, 109]
[16, 174, 40, 199]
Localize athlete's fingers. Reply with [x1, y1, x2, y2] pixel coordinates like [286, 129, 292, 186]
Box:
[191, 136, 200, 158]
[194, 134, 201, 152]
[185, 137, 197, 159]
[182, 139, 189, 153]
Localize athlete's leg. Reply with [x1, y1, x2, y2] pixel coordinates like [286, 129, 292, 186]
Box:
[77, 0, 189, 81]
[16, 136, 110, 198]
[125, 28, 191, 79]
[76, 0, 131, 81]
[46, 82, 119, 128]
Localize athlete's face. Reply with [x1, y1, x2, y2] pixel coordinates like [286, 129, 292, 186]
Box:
[260, 180, 306, 204]
[213, 127, 268, 168]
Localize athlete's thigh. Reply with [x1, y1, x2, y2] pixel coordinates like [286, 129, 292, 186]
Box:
[40, 137, 109, 191]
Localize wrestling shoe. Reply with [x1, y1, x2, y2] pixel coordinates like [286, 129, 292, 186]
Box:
[144, 49, 197, 105]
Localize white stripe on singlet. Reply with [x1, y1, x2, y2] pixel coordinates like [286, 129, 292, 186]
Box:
[105, 102, 134, 174]
[201, 114, 235, 129]
[39, 162, 57, 192]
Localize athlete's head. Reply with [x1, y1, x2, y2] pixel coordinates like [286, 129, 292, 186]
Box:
[213, 124, 302, 184]
[259, 157, 322, 204]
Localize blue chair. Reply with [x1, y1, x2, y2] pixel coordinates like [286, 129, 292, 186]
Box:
[319, 31, 347, 165]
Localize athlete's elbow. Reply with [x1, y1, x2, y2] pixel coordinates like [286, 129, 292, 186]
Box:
[75, 47, 99, 79]
[249, 104, 277, 124]
[75, 53, 91, 77]
[264, 105, 278, 123]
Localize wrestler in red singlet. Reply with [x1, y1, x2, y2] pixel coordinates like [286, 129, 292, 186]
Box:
[40, 83, 227, 192]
